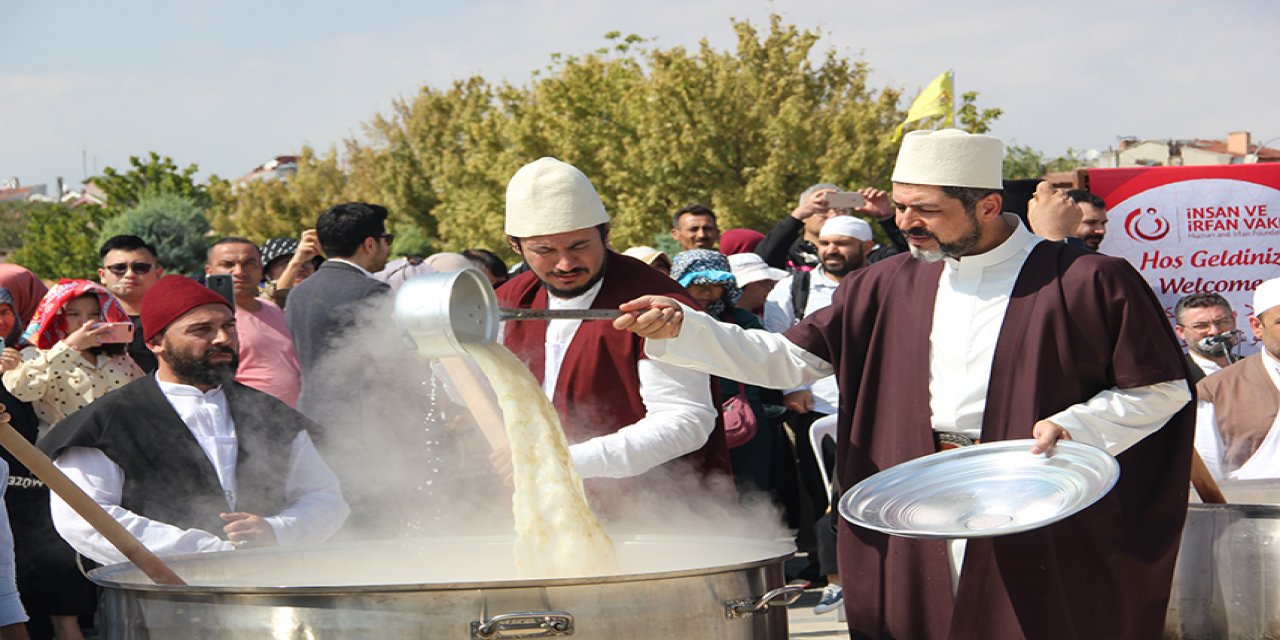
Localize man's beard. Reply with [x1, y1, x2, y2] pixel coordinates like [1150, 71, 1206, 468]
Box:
[541, 262, 607, 299]
[162, 343, 239, 387]
[821, 252, 865, 277]
[906, 216, 982, 263]
[1083, 234, 1103, 251]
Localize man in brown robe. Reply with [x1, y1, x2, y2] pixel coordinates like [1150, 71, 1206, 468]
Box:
[615, 129, 1194, 639]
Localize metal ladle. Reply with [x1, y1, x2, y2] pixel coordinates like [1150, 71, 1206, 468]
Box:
[394, 269, 620, 359]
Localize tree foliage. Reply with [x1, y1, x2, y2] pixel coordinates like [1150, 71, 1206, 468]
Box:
[90, 152, 209, 211]
[9, 202, 111, 280]
[220, 16, 1000, 259]
[1003, 145, 1085, 180]
[207, 146, 349, 240]
[99, 192, 211, 275]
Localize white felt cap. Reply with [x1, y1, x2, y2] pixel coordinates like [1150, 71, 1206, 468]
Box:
[622, 246, 668, 266]
[505, 157, 609, 237]
[1254, 277, 1280, 317]
[819, 216, 873, 241]
[891, 129, 1004, 190]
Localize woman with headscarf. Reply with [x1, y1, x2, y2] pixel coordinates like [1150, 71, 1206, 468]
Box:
[1, 279, 143, 431]
[0, 286, 98, 640]
[668, 249, 775, 495]
[0, 264, 49, 325]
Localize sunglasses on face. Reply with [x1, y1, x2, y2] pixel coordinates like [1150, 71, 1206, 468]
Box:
[104, 262, 155, 276]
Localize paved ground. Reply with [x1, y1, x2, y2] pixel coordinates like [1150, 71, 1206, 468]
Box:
[787, 586, 848, 639]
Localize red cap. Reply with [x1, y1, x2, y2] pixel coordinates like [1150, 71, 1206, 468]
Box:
[140, 275, 233, 342]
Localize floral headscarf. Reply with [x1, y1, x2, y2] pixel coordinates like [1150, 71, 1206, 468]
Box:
[21, 279, 131, 349]
[669, 249, 741, 318]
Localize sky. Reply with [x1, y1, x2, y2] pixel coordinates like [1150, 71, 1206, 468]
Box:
[3, 0, 1277, 189]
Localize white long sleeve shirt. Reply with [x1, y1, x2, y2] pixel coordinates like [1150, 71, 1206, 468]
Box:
[50, 380, 350, 566]
[763, 268, 841, 414]
[647, 216, 1190, 456]
[537, 280, 717, 479]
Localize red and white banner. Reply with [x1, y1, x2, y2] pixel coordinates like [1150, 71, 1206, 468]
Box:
[1088, 164, 1280, 353]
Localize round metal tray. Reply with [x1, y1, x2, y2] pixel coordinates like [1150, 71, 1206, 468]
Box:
[838, 439, 1120, 538]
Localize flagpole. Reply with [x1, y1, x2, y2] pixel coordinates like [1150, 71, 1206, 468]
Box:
[949, 69, 956, 127]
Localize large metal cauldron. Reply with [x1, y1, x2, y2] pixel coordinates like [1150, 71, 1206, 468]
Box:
[1166, 502, 1280, 639]
[89, 535, 799, 639]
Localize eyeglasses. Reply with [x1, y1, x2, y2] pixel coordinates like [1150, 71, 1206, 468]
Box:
[104, 262, 155, 276]
[380, 233, 396, 245]
[1182, 318, 1233, 332]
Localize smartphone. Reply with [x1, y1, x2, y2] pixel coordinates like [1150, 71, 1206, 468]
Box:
[206, 274, 235, 306]
[825, 191, 866, 210]
[97, 322, 136, 344]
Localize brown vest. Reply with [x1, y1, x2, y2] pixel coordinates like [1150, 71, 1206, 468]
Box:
[497, 251, 732, 505]
[1198, 353, 1280, 472]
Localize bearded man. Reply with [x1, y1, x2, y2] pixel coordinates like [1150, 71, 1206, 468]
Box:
[40, 276, 348, 566]
[615, 129, 1194, 639]
[497, 158, 731, 500]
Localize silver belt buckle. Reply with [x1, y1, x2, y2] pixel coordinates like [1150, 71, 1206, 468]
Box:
[936, 432, 976, 448]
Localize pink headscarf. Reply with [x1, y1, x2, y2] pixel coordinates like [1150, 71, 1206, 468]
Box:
[0, 264, 49, 323]
[21, 279, 131, 349]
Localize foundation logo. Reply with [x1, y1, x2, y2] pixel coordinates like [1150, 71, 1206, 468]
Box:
[1124, 207, 1171, 242]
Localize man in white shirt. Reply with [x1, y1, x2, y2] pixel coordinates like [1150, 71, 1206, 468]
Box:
[495, 158, 729, 492]
[1174, 292, 1241, 383]
[41, 275, 348, 565]
[1195, 278, 1280, 483]
[614, 129, 1194, 639]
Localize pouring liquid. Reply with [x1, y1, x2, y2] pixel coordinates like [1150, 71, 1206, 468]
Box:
[461, 342, 619, 578]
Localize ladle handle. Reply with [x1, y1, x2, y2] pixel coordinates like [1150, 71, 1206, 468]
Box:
[0, 420, 187, 585]
[498, 308, 622, 322]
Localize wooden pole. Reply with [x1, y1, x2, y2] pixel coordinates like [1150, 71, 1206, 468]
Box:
[0, 422, 186, 585]
[1189, 449, 1226, 504]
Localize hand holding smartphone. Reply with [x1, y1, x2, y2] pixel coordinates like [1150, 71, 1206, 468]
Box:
[824, 191, 867, 210]
[95, 322, 136, 344]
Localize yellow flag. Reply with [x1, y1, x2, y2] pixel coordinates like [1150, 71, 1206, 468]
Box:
[894, 70, 954, 139]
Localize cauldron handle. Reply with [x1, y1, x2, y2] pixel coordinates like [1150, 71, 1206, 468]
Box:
[724, 584, 805, 619]
[0, 420, 187, 585]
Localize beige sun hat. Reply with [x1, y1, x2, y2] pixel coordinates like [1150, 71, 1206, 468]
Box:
[891, 129, 1004, 190]
[505, 157, 609, 238]
[622, 246, 669, 266]
[728, 253, 788, 287]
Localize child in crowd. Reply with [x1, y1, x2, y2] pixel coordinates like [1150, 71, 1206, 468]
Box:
[1, 279, 143, 433]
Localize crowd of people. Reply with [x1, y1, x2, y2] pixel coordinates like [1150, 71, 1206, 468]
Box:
[0, 128, 1268, 638]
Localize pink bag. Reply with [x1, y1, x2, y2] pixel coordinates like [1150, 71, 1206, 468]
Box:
[722, 384, 758, 448]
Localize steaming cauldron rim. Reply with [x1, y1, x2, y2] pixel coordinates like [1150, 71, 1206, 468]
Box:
[87, 534, 796, 596]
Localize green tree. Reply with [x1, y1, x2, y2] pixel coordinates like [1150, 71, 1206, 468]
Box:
[0, 201, 37, 251]
[91, 152, 208, 211]
[1003, 145, 1085, 180]
[338, 15, 1003, 258]
[99, 192, 211, 275]
[207, 146, 348, 240]
[9, 202, 111, 280]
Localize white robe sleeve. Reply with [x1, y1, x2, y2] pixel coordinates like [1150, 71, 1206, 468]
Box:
[1043, 379, 1192, 455]
[51, 447, 236, 566]
[644, 302, 834, 390]
[569, 359, 718, 479]
[262, 431, 350, 545]
[1193, 400, 1226, 483]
